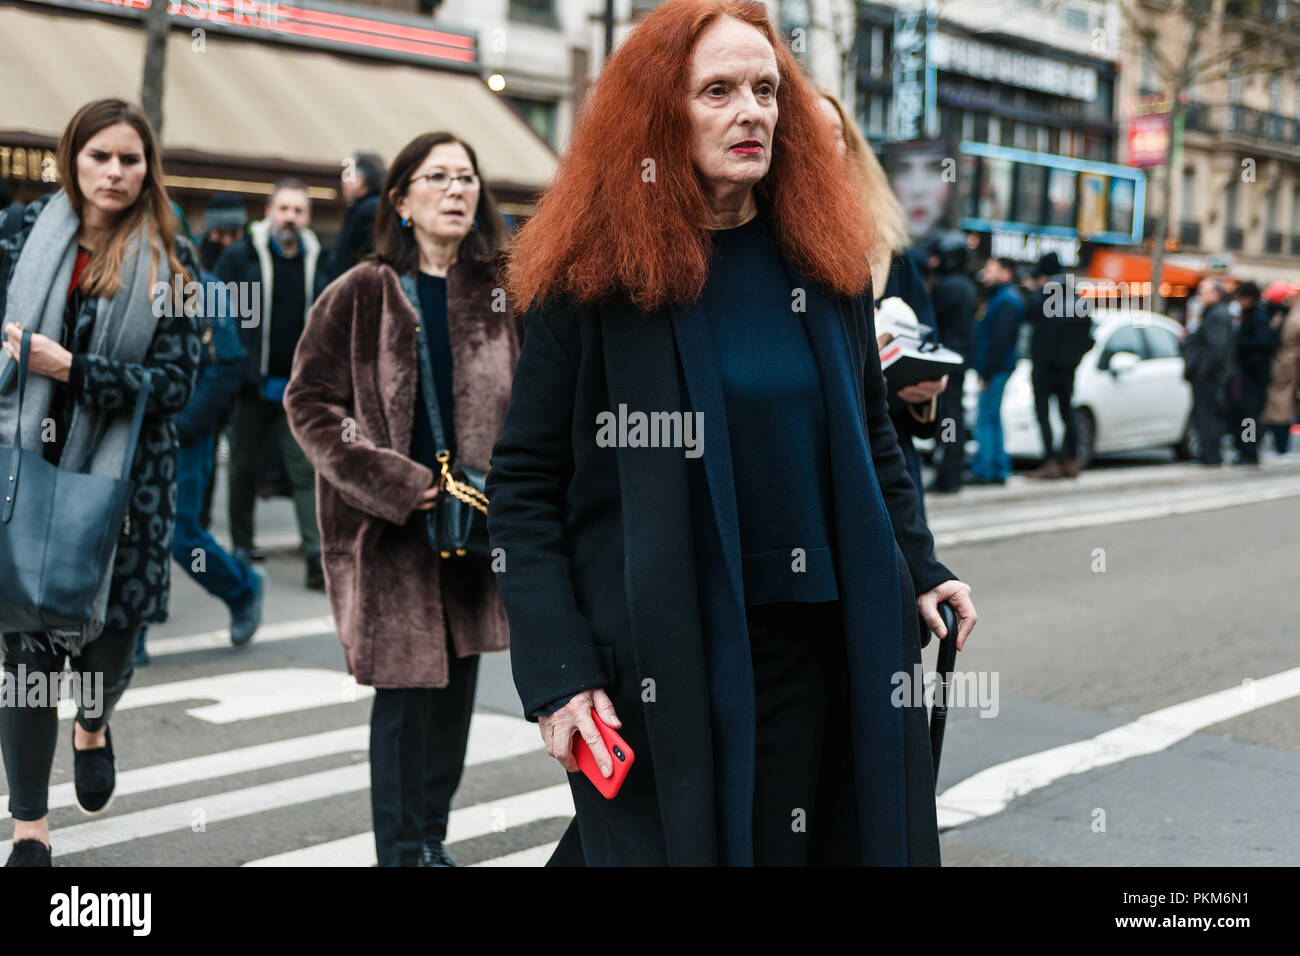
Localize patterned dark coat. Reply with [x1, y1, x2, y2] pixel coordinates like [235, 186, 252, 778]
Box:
[0, 193, 202, 632]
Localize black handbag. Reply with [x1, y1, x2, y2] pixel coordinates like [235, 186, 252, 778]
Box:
[0, 329, 152, 631]
[398, 273, 491, 560]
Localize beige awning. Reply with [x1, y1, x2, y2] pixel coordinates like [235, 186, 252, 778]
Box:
[0, 4, 556, 193]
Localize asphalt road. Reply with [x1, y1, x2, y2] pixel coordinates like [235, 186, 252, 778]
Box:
[5, 448, 1298, 866]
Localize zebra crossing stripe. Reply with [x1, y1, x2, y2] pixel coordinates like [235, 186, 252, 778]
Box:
[473, 842, 560, 867]
[144, 615, 337, 658]
[43, 711, 549, 859]
[0, 712, 541, 824]
[936, 665, 1300, 828]
[243, 783, 575, 867]
[55, 667, 375, 724]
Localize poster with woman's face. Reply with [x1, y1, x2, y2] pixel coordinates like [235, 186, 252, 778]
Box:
[1077, 172, 1109, 236]
[884, 140, 957, 241]
[1108, 177, 1135, 236]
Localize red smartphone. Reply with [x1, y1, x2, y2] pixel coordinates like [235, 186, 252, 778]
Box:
[572, 710, 635, 799]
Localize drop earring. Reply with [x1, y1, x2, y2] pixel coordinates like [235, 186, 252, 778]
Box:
[400, 216, 410, 228]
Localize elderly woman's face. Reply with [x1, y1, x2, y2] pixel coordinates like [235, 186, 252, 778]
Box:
[685, 16, 779, 199]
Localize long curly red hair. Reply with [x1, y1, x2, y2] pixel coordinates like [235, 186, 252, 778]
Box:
[506, 0, 875, 313]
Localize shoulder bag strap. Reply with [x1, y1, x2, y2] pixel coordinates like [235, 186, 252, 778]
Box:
[398, 272, 451, 467]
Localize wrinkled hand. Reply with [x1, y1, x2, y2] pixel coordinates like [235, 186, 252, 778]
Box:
[897, 375, 949, 404]
[539, 688, 621, 776]
[3, 323, 72, 382]
[917, 579, 977, 651]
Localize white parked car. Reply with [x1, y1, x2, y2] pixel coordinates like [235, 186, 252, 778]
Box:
[916, 309, 1199, 466]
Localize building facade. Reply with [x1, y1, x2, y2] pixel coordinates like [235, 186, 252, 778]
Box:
[1117, 0, 1300, 284]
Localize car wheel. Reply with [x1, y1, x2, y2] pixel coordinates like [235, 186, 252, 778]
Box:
[1073, 407, 1096, 469]
[1173, 416, 1201, 461]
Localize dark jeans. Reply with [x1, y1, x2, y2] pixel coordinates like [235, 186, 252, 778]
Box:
[1191, 380, 1226, 464]
[1270, 423, 1292, 454]
[0, 624, 140, 820]
[175, 433, 258, 607]
[226, 392, 320, 558]
[369, 647, 479, 866]
[1032, 364, 1079, 462]
[747, 600, 843, 867]
[933, 367, 968, 490]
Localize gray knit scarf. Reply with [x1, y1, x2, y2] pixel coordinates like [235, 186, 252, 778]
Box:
[0, 190, 164, 652]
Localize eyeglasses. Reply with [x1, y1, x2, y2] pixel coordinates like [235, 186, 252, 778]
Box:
[411, 171, 480, 191]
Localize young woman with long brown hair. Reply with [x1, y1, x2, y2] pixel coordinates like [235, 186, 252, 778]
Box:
[0, 98, 201, 865]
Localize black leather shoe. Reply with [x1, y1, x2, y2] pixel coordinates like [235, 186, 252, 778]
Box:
[420, 841, 456, 867]
[5, 839, 51, 866]
[73, 724, 117, 816]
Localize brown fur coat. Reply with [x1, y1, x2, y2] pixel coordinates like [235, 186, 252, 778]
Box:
[284, 259, 517, 687]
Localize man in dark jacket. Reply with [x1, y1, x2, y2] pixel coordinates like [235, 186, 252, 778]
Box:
[1181, 278, 1234, 465]
[970, 257, 1024, 484]
[214, 178, 329, 588]
[924, 232, 977, 493]
[1228, 281, 1274, 466]
[1024, 252, 1095, 479]
[137, 251, 267, 664]
[326, 151, 384, 281]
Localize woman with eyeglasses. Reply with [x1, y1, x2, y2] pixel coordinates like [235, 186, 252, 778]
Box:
[284, 132, 518, 866]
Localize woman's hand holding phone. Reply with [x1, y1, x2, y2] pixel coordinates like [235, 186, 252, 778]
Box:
[538, 688, 621, 775]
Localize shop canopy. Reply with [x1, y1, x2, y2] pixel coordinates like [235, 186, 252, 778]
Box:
[0, 3, 557, 197]
[1085, 249, 1208, 299]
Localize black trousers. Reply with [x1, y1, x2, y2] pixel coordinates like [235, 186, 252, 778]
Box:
[369, 646, 479, 866]
[1191, 380, 1226, 464]
[747, 600, 845, 867]
[0, 624, 140, 821]
[1228, 382, 1268, 464]
[1032, 364, 1078, 462]
[933, 367, 968, 489]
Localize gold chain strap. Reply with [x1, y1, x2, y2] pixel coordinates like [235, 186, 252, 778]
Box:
[438, 453, 488, 514]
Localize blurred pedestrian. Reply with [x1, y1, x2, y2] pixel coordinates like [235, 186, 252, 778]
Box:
[284, 132, 516, 867]
[1227, 281, 1273, 466]
[327, 151, 384, 280]
[1262, 284, 1300, 455]
[815, 90, 948, 522]
[199, 192, 247, 271]
[924, 231, 977, 493]
[214, 179, 328, 589]
[0, 98, 201, 866]
[970, 257, 1024, 484]
[489, 0, 975, 867]
[1180, 278, 1234, 465]
[1024, 252, 1094, 479]
[166, 233, 265, 651]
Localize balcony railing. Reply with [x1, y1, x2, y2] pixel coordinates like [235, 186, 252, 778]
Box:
[1291, 234, 1300, 256]
[1266, 232, 1284, 254]
[1226, 227, 1244, 250]
[1184, 102, 1300, 150]
[1179, 221, 1201, 248]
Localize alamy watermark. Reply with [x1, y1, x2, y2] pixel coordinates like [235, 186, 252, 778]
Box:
[0, 665, 103, 718]
[595, 404, 703, 459]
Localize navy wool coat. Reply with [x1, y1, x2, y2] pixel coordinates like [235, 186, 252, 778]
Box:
[485, 263, 957, 866]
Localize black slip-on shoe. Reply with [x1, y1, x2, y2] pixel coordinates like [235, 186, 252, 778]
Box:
[73, 724, 117, 816]
[5, 839, 52, 866]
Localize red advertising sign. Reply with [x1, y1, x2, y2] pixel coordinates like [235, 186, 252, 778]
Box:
[1128, 112, 1170, 169]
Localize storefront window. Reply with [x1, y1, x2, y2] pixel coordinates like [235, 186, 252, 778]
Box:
[1014, 164, 1046, 224]
[505, 96, 558, 148]
[1047, 167, 1076, 227]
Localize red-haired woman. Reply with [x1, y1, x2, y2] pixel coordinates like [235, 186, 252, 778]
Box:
[0, 99, 201, 865]
[487, 0, 978, 866]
